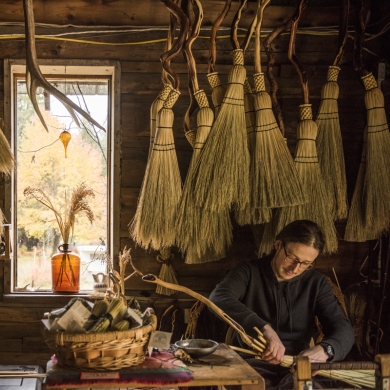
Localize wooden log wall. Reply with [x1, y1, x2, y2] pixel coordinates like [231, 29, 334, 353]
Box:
[0, 0, 389, 367]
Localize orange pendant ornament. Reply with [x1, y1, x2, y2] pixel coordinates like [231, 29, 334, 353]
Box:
[59, 130, 71, 158]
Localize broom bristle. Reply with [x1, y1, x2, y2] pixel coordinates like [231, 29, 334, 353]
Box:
[207, 72, 226, 117]
[194, 49, 250, 213]
[362, 73, 390, 237]
[0, 119, 15, 176]
[129, 90, 182, 250]
[315, 66, 348, 221]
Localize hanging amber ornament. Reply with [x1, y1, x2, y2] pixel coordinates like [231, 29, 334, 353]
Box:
[59, 130, 71, 158]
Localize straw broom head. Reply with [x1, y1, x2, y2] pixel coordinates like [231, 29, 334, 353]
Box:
[271, 105, 338, 255]
[194, 49, 250, 213]
[0, 119, 15, 176]
[250, 73, 306, 210]
[315, 66, 348, 221]
[176, 90, 232, 263]
[207, 72, 226, 117]
[129, 89, 182, 250]
[344, 127, 377, 242]
[361, 72, 390, 237]
[156, 247, 178, 296]
[149, 83, 172, 158]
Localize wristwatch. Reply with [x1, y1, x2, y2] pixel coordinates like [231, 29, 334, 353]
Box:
[319, 342, 335, 361]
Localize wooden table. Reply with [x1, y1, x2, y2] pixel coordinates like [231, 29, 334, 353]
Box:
[43, 343, 265, 390]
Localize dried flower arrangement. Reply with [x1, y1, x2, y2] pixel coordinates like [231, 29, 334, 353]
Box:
[24, 182, 95, 290]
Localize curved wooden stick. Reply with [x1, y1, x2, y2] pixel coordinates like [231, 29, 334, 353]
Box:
[333, 0, 350, 67]
[263, 19, 292, 136]
[230, 0, 248, 50]
[254, 0, 271, 74]
[353, 0, 370, 77]
[208, 0, 232, 74]
[287, 0, 309, 104]
[23, 0, 105, 132]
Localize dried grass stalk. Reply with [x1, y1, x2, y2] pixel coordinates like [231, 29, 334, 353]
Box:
[259, 105, 338, 255]
[315, 66, 348, 221]
[0, 119, 15, 176]
[361, 73, 390, 237]
[175, 90, 232, 264]
[129, 89, 182, 250]
[23, 182, 95, 244]
[194, 49, 250, 213]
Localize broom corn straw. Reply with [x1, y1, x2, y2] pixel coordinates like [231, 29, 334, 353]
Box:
[134, 264, 375, 389]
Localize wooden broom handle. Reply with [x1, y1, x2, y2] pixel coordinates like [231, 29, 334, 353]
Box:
[287, 0, 309, 105]
[254, 0, 271, 74]
[353, 0, 370, 77]
[230, 0, 248, 51]
[208, 0, 232, 74]
[333, 0, 350, 67]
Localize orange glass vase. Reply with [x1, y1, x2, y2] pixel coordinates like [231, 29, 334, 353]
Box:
[51, 243, 80, 293]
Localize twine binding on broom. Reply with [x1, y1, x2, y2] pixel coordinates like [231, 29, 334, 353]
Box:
[315, 66, 348, 221]
[194, 49, 250, 213]
[129, 89, 182, 250]
[360, 72, 390, 237]
[156, 247, 178, 296]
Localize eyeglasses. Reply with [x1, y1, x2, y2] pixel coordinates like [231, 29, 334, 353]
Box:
[282, 244, 314, 270]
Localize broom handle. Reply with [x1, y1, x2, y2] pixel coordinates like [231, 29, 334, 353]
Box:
[208, 0, 232, 74]
[254, 0, 271, 74]
[287, 0, 309, 105]
[353, 0, 370, 77]
[230, 0, 248, 50]
[160, 0, 190, 90]
[333, 0, 350, 67]
[263, 19, 292, 137]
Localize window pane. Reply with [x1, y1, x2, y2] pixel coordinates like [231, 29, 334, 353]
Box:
[15, 77, 109, 291]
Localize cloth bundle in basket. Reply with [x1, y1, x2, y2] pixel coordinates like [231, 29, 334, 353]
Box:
[43, 314, 157, 371]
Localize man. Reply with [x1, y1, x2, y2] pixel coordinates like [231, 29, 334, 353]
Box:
[209, 220, 355, 389]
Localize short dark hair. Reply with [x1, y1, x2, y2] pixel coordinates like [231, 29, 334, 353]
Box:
[276, 220, 325, 253]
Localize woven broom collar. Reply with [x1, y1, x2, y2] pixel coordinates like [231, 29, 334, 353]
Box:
[164, 89, 180, 109]
[158, 83, 173, 100]
[327, 66, 340, 82]
[299, 104, 313, 120]
[194, 90, 209, 108]
[232, 49, 245, 66]
[207, 72, 222, 88]
[244, 78, 252, 94]
[362, 72, 377, 91]
[253, 73, 266, 92]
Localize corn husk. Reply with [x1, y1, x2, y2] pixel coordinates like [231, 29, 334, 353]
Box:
[193, 49, 250, 213]
[129, 90, 182, 250]
[315, 66, 348, 221]
[259, 105, 338, 255]
[0, 119, 15, 176]
[361, 73, 390, 237]
[176, 90, 232, 263]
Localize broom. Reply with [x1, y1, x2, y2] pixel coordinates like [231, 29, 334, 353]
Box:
[0, 118, 15, 176]
[315, 0, 349, 221]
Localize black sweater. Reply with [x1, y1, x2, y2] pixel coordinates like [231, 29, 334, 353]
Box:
[209, 255, 355, 361]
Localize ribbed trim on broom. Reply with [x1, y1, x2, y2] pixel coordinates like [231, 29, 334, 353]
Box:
[0, 119, 15, 176]
[361, 72, 390, 237]
[258, 104, 338, 255]
[193, 49, 250, 213]
[129, 89, 182, 250]
[315, 66, 348, 221]
[175, 90, 232, 264]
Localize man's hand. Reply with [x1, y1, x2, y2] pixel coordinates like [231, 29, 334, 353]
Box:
[260, 324, 285, 364]
[299, 344, 329, 376]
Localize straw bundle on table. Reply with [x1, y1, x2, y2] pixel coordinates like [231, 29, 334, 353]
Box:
[176, 90, 232, 264]
[129, 90, 182, 250]
[361, 72, 390, 237]
[0, 119, 14, 176]
[193, 49, 250, 213]
[259, 105, 338, 255]
[315, 66, 348, 221]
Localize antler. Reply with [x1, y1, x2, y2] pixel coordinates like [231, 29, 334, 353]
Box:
[23, 0, 105, 132]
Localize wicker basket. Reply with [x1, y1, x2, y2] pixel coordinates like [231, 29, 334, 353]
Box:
[43, 314, 157, 371]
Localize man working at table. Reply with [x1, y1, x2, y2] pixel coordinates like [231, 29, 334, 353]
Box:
[209, 219, 355, 389]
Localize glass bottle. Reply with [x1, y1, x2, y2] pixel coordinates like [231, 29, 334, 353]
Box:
[51, 243, 80, 293]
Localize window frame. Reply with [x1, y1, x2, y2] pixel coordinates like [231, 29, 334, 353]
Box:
[2, 58, 121, 297]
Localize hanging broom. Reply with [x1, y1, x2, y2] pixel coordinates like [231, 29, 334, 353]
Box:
[0, 119, 15, 176]
[315, 0, 349, 221]
[259, 0, 338, 255]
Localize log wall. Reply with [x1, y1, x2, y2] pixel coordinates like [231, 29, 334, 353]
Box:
[0, 0, 389, 367]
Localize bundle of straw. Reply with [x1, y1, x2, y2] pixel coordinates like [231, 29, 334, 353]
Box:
[129, 89, 182, 250]
[361, 72, 390, 237]
[156, 247, 178, 296]
[207, 72, 226, 117]
[193, 49, 250, 213]
[315, 66, 348, 221]
[0, 119, 15, 176]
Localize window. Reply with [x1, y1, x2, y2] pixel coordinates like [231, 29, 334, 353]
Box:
[4, 60, 120, 293]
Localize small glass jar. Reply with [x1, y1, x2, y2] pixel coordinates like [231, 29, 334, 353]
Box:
[51, 243, 80, 293]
